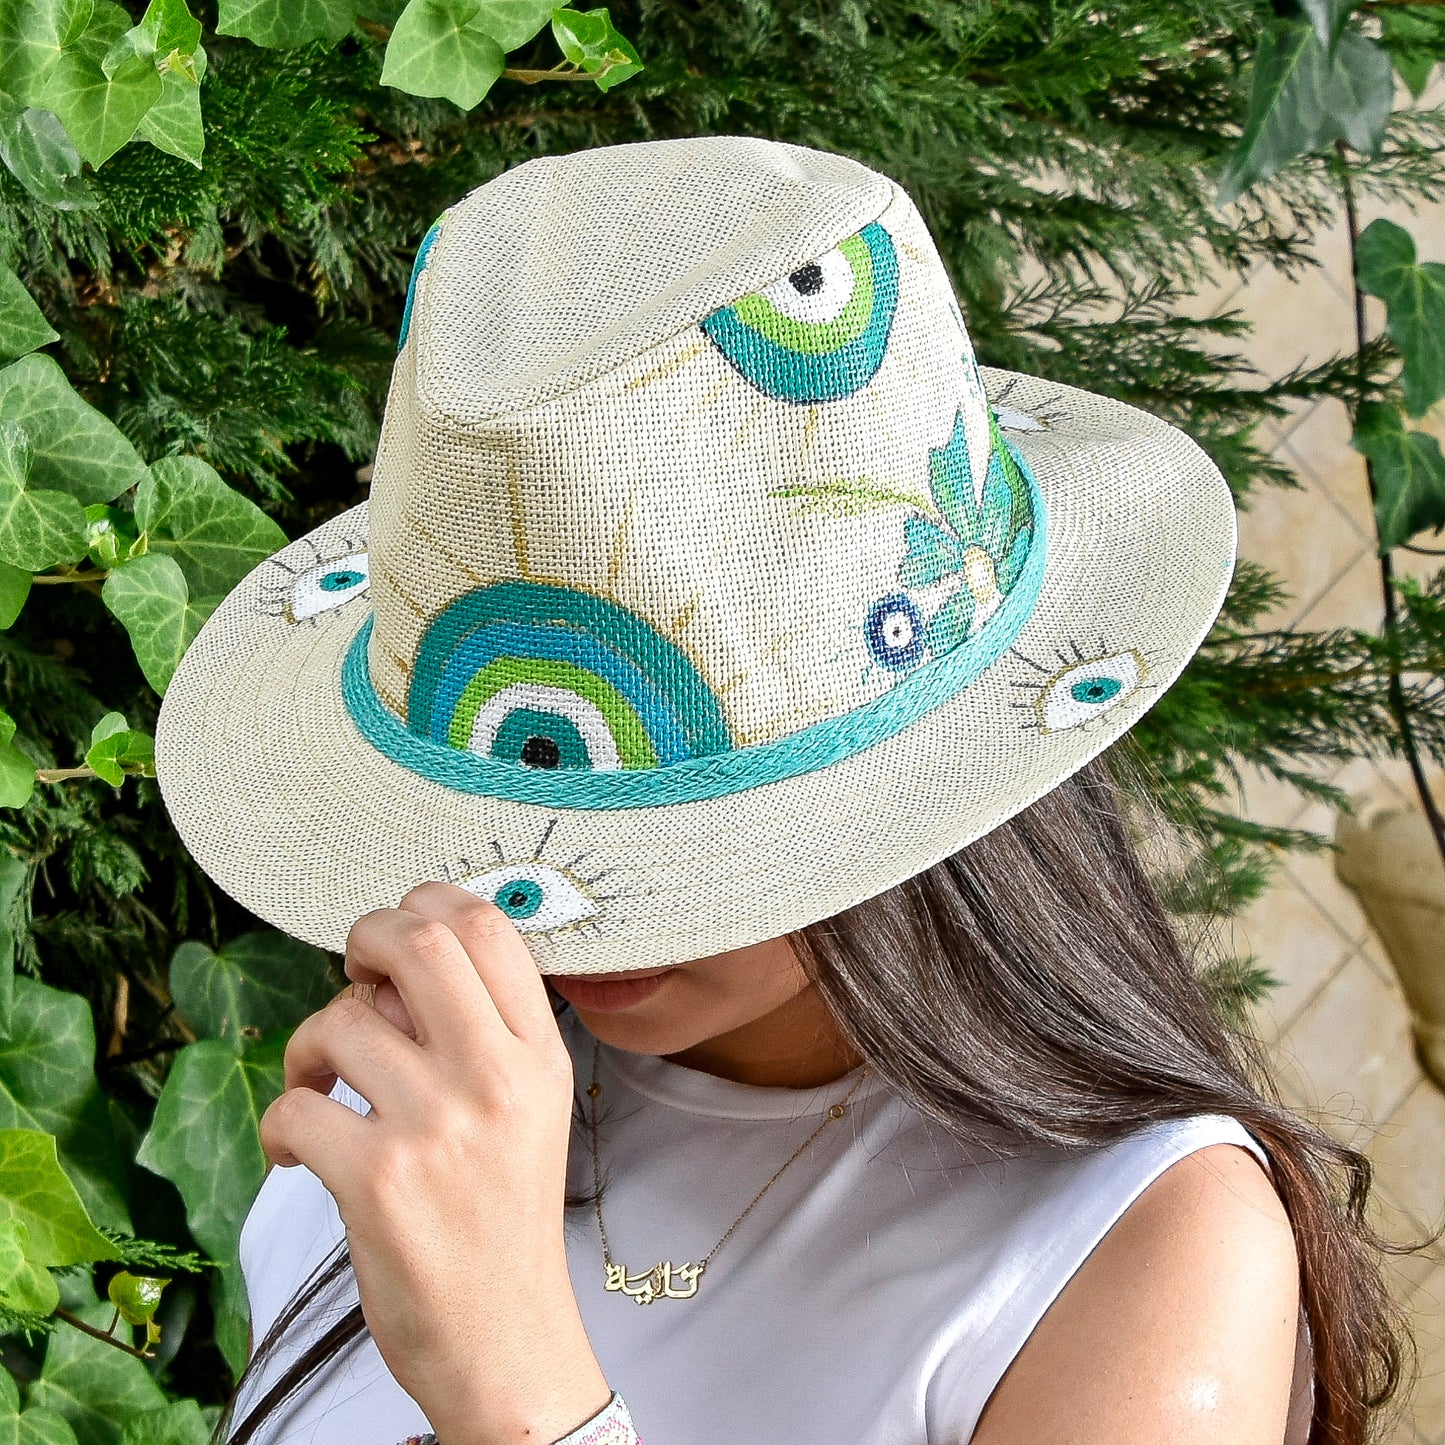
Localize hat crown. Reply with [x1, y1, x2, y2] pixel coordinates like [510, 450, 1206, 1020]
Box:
[341, 136, 1047, 807]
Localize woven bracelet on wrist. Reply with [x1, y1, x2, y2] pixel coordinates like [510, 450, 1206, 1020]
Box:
[397, 1389, 641, 1445]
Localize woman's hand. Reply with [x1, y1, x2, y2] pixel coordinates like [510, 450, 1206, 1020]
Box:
[257, 881, 613, 1445]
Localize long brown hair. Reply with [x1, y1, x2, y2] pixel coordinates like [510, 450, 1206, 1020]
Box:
[212, 741, 1424, 1444]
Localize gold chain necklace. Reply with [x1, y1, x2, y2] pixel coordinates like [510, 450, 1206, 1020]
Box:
[585, 1035, 871, 1306]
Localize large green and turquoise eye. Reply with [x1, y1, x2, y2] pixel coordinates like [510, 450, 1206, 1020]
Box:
[699, 221, 899, 403]
[406, 581, 734, 769]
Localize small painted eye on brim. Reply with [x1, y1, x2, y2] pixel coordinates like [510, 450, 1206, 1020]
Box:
[699, 221, 899, 403]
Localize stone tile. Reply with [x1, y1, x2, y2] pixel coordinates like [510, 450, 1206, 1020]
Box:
[1229, 760, 1321, 831]
[1289, 548, 1390, 632]
[1274, 398, 1376, 544]
[1227, 252, 1355, 381]
[1402, 1264, 1445, 1445]
[1236, 874, 1357, 1043]
[1285, 845, 1375, 951]
[1369, 1080, 1445, 1238]
[1274, 952, 1422, 1142]
[1235, 473, 1375, 629]
[1369, 1178, 1445, 1306]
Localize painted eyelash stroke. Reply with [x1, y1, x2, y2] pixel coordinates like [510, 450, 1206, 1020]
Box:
[253, 533, 370, 625]
[436, 817, 650, 937]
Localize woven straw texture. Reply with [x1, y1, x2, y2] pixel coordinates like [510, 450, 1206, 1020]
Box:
[153, 135, 1236, 973]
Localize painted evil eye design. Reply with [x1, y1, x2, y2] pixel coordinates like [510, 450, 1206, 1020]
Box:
[290, 553, 370, 620]
[457, 862, 602, 932]
[406, 581, 733, 769]
[396, 217, 442, 352]
[699, 221, 900, 403]
[1034, 650, 1147, 732]
[866, 591, 926, 671]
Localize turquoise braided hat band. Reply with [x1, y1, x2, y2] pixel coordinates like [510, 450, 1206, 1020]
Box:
[340, 435, 1047, 810]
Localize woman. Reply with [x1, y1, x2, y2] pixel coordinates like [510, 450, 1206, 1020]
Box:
[151, 134, 1414, 1445]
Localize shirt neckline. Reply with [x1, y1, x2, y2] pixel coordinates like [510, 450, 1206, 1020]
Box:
[558, 1004, 890, 1121]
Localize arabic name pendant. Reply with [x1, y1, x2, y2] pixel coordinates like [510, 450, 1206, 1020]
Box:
[586, 1034, 871, 1308]
[603, 1258, 706, 1306]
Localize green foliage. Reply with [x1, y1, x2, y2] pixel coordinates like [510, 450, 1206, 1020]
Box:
[0, 1129, 119, 1266]
[1217, 18, 1392, 203]
[135, 1034, 287, 1374]
[1351, 401, 1445, 551]
[0, 0, 1439, 1434]
[1355, 218, 1445, 419]
[169, 932, 332, 1051]
[27, 1295, 168, 1445]
[0, 1369, 78, 1445]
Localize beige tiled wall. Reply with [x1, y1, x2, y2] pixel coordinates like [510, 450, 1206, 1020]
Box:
[1199, 127, 1445, 1443]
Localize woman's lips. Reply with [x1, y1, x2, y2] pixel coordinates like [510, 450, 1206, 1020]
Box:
[547, 968, 674, 1013]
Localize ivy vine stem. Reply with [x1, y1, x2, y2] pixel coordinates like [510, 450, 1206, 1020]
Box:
[51, 1306, 154, 1360]
[1337, 142, 1445, 872]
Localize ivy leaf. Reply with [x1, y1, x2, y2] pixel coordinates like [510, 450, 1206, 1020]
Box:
[0, 1219, 60, 1316]
[0, 707, 34, 810]
[133, 43, 205, 166]
[170, 932, 335, 1052]
[82, 503, 141, 571]
[0, 1369, 79, 1445]
[381, 0, 507, 109]
[1379, 7, 1445, 97]
[0, 266, 57, 364]
[84, 713, 154, 787]
[473, 0, 553, 50]
[0, 1129, 119, 1266]
[27, 1294, 167, 1445]
[0, 560, 29, 628]
[135, 1034, 288, 1375]
[111, 0, 202, 65]
[116, 1402, 209, 1445]
[1217, 21, 1393, 205]
[0, 0, 95, 105]
[1355, 218, 1445, 419]
[0, 977, 132, 1232]
[0, 421, 89, 574]
[39, 2, 163, 169]
[101, 552, 216, 696]
[105, 1271, 166, 1328]
[1351, 401, 1445, 551]
[0, 103, 93, 210]
[0, 353, 148, 505]
[550, 7, 642, 90]
[215, 0, 360, 47]
[1297, 0, 1355, 57]
[135, 455, 287, 601]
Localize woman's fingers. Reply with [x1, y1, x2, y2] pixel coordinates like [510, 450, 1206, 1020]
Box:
[283, 990, 428, 1116]
[343, 904, 511, 1058]
[396, 883, 560, 1047]
[259, 1082, 372, 1179]
[344, 883, 561, 1056]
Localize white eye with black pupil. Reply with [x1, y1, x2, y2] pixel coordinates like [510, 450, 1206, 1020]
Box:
[759, 246, 855, 326]
[1036, 651, 1143, 731]
[458, 863, 600, 932]
[290, 552, 370, 620]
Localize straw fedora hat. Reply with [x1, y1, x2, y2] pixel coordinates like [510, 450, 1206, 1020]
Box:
[152, 134, 1236, 974]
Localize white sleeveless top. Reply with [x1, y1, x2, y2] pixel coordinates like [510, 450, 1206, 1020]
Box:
[234, 1004, 1313, 1443]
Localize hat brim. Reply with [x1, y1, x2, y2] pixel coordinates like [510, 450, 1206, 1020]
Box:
[153, 366, 1234, 973]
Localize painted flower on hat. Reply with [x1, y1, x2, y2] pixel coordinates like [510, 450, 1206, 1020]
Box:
[865, 406, 1036, 673]
[698, 220, 899, 403]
